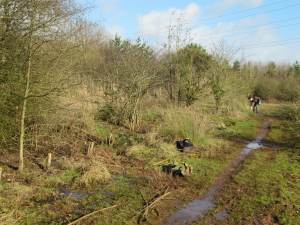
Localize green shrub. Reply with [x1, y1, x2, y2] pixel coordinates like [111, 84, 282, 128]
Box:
[252, 81, 273, 100]
[275, 81, 299, 102]
[114, 133, 132, 149]
[142, 110, 163, 124]
[96, 104, 122, 125]
[253, 77, 299, 102]
[62, 168, 81, 184]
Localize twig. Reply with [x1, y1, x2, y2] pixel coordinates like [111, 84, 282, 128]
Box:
[138, 190, 171, 224]
[67, 204, 118, 225]
[153, 159, 169, 166]
[146, 191, 171, 211]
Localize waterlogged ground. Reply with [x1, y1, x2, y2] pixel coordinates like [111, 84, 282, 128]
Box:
[196, 150, 300, 225]
[193, 104, 300, 225]
[0, 122, 251, 225]
[164, 120, 271, 225]
[0, 103, 299, 225]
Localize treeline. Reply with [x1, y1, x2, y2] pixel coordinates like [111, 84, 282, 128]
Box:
[237, 61, 300, 101]
[1, 0, 300, 171]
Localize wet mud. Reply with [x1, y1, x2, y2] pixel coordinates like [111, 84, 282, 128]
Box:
[163, 120, 272, 225]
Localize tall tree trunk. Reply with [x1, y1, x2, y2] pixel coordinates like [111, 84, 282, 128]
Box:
[19, 40, 32, 172]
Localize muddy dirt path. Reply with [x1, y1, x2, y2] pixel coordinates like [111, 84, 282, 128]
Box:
[162, 119, 272, 225]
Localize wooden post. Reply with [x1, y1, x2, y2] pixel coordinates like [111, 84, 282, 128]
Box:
[87, 142, 95, 157]
[0, 167, 2, 181]
[35, 124, 38, 151]
[108, 133, 114, 146]
[47, 153, 52, 169]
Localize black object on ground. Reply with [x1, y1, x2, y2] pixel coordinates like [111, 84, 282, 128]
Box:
[161, 162, 193, 177]
[162, 164, 184, 177]
[176, 139, 194, 151]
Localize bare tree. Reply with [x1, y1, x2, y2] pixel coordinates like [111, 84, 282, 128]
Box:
[97, 36, 159, 130]
[0, 0, 82, 172]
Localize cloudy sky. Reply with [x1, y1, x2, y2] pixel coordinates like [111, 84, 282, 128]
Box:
[78, 0, 300, 63]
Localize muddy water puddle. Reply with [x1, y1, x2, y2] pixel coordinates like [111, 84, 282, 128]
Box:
[163, 120, 271, 225]
[59, 189, 116, 202]
[215, 209, 228, 221]
[59, 189, 89, 200]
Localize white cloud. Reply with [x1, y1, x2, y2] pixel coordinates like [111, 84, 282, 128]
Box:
[138, 2, 269, 49]
[138, 3, 200, 39]
[137, 1, 300, 62]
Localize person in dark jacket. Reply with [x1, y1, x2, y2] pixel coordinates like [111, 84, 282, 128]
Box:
[248, 94, 261, 113]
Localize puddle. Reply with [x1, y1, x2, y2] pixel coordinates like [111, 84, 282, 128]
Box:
[215, 209, 228, 221]
[59, 189, 89, 200]
[246, 142, 262, 150]
[59, 189, 116, 202]
[242, 141, 264, 155]
[163, 120, 271, 225]
[164, 187, 219, 225]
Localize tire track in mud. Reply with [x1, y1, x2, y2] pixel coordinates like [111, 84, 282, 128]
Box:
[162, 119, 272, 225]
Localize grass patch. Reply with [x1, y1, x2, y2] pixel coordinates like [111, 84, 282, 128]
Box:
[183, 157, 225, 189]
[96, 124, 111, 140]
[0, 103, 275, 225]
[127, 143, 179, 165]
[265, 104, 300, 150]
[61, 168, 81, 184]
[158, 106, 216, 149]
[96, 175, 144, 225]
[78, 163, 111, 188]
[264, 104, 300, 121]
[216, 117, 259, 141]
[198, 150, 300, 225]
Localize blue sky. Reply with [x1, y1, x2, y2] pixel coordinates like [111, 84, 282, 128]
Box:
[77, 0, 300, 62]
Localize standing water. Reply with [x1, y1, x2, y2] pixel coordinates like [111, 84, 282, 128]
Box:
[163, 120, 271, 225]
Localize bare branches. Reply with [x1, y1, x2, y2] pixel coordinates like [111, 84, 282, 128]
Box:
[138, 189, 171, 224]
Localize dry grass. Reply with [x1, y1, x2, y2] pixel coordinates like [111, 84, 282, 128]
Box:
[78, 162, 111, 188]
[157, 105, 215, 148]
[57, 83, 104, 133]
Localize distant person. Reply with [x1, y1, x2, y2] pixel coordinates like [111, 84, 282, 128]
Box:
[248, 94, 261, 113]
